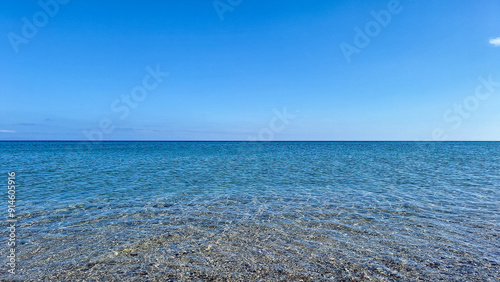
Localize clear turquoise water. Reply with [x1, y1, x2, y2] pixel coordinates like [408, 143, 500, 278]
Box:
[1, 141, 499, 280]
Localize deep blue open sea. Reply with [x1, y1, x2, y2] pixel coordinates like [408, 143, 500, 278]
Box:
[1, 141, 499, 281]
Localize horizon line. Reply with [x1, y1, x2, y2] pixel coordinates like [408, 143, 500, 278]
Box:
[1, 140, 500, 142]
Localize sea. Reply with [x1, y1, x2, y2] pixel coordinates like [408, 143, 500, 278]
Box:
[0, 141, 499, 281]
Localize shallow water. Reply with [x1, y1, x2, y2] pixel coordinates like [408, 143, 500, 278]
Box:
[1, 141, 499, 281]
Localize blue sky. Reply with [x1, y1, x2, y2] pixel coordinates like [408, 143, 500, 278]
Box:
[1, 0, 499, 140]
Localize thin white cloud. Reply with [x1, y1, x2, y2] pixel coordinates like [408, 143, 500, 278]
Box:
[0, 130, 16, 133]
[489, 37, 500, 46]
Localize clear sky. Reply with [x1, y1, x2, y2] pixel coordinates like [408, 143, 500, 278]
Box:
[1, 0, 499, 140]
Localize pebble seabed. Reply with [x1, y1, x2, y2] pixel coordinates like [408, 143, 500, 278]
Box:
[9, 212, 500, 281]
